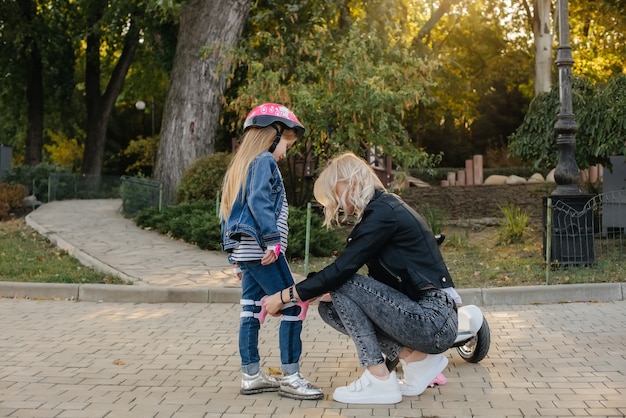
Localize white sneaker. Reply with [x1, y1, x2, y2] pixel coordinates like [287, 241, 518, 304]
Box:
[333, 369, 402, 404]
[398, 354, 448, 396]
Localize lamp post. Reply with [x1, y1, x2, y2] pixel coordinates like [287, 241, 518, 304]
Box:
[135, 97, 155, 138]
[543, 0, 595, 267]
[552, 0, 580, 196]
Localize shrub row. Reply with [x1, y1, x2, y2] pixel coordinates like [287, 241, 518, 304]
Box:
[134, 200, 344, 260]
[0, 182, 28, 220]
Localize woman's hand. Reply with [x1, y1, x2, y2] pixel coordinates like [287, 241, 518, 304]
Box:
[318, 293, 332, 303]
[263, 290, 285, 316]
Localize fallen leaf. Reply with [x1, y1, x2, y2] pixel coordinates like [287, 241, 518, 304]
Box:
[268, 367, 282, 375]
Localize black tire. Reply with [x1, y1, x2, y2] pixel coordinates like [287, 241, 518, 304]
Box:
[456, 317, 490, 363]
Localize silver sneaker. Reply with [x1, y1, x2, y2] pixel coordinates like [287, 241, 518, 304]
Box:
[279, 372, 324, 400]
[240, 371, 280, 395]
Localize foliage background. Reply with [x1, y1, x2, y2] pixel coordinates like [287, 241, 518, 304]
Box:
[1, 0, 625, 202]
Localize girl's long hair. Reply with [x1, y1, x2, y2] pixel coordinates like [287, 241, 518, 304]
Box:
[313, 152, 385, 227]
[220, 126, 297, 220]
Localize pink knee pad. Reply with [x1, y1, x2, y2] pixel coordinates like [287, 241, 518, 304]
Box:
[258, 296, 309, 324]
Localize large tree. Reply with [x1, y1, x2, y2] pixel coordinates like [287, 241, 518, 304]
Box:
[228, 1, 448, 168]
[80, 1, 142, 176]
[20, 0, 44, 165]
[154, 0, 251, 204]
[0, 0, 74, 166]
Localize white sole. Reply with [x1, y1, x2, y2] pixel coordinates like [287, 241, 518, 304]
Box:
[333, 391, 402, 404]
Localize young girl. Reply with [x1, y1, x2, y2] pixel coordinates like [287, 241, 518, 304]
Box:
[220, 103, 323, 400]
[264, 152, 460, 404]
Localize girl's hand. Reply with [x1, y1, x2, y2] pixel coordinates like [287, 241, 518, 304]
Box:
[261, 244, 281, 265]
[232, 264, 242, 280]
[261, 249, 277, 265]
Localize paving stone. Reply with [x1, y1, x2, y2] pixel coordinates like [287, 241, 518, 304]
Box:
[1, 299, 625, 417]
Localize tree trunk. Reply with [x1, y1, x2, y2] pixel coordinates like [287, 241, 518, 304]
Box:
[24, 37, 44, 166]
[154, 0, 251, 204]
[19, 0, 44, 166]
[533, 0, 553, 95]
[81, 4, 140, 176]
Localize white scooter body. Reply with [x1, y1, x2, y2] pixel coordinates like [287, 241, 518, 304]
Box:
[454, 304, 484, 344]
[433, 234, 491, 363]
[451, 304, 490, 363]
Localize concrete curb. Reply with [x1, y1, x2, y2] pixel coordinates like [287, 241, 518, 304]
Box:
[1, 281, 623, 305]
[458, 282, 625, 306]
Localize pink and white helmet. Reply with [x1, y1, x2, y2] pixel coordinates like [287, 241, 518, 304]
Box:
[244, 103, 305, 138]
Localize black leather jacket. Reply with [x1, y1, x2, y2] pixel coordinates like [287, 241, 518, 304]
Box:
[296, 190, 455, 302]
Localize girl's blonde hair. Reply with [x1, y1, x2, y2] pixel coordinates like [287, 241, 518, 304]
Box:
[313, 152, 385, 227]
[220, 126, 297, 220]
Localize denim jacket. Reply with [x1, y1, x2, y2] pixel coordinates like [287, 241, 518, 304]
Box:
[296, 190, 455, 302]
[221, 152, 284, 262]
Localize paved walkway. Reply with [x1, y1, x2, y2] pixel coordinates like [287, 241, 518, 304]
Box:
[0, 199, 624, 417]
[25, 199, 236, 288]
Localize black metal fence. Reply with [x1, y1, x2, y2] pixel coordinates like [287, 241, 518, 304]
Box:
[48, 173, 121, 202]
[45, 173, 162, 218]
[120, 176, 162, 218]
[544, 190, 625, 267]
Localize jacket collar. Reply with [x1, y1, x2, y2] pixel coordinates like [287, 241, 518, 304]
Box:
[372, 189, 385, 201]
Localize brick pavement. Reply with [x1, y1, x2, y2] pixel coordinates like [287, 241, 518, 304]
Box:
[1, 298, 624, 418]
[1, 199, 624, 417]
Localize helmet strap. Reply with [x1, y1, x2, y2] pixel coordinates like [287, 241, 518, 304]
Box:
[268, 124, 285, 153]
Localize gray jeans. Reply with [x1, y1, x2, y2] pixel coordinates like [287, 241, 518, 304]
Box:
[318, 274, 458, 367]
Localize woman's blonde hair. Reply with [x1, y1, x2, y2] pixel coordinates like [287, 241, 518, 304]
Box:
[220, 126, 297, 220]
[313, 152, 385, 227]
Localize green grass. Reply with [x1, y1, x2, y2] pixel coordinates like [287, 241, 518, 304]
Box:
[2, 218, 623, 289]
[290, 224, 625, 288]
[0, 219, 129, 284]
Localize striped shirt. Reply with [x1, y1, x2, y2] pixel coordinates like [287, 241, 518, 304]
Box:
[231, 197, 289, 262]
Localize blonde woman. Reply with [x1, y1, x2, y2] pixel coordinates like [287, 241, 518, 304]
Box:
[264, 152, 460, 404]
[220, 103, 322, 400]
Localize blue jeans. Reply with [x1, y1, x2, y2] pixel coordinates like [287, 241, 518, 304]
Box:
[238, 255, 303, 375]
[318, 274, 458, 367]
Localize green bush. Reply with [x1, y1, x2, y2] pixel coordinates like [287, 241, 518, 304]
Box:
[176, 152, 233, 203]
[286, 206, 344, 260]
[509, 75, 626, 170]
[135, 201, 223, 251]
[3, 163, 71, 202]
[0, 182, 28, 220]
[0, 182, 28, 207]
[134, 201, 344, 259]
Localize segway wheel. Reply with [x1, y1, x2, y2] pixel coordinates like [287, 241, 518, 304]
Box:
[456, 317, 490, 363]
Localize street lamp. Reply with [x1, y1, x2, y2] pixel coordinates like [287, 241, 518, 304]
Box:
[135, 97, 155, 138]
[552, 0, 580, 196]
[543, 0, 595, 267]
